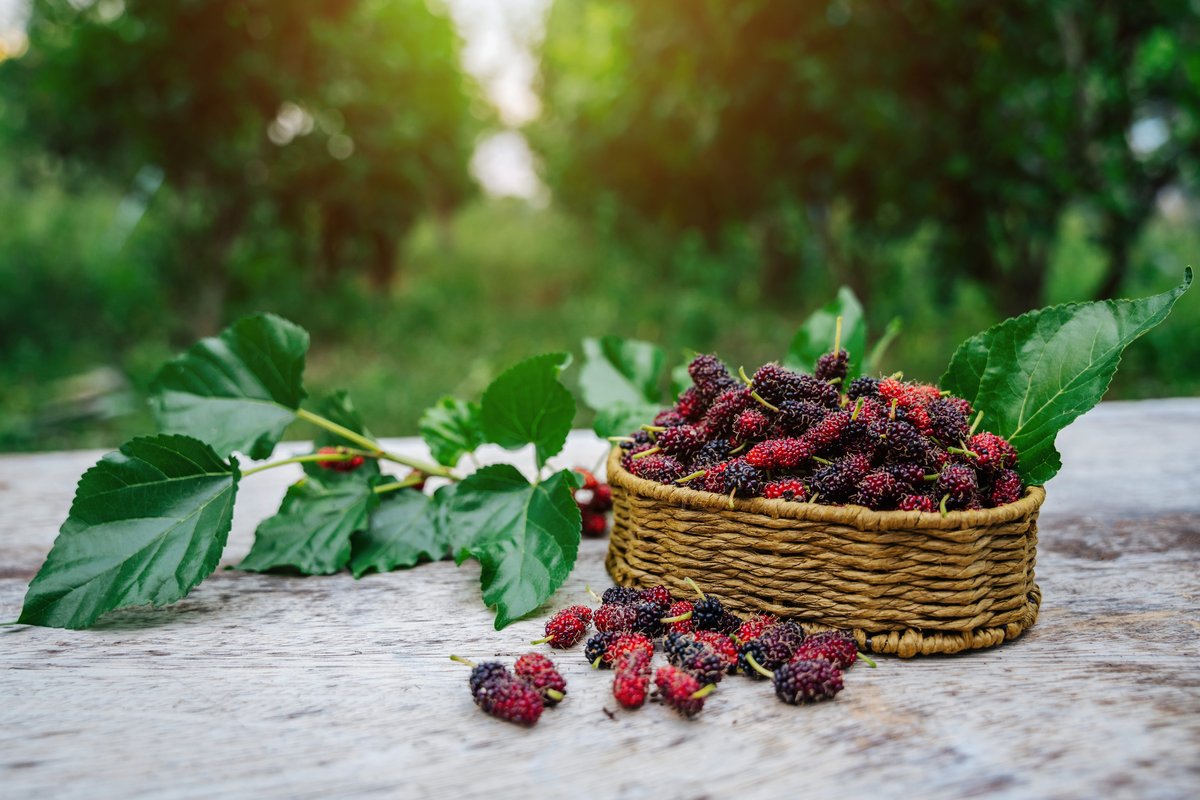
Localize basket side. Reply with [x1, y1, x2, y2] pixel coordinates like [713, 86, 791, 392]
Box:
[605, 448, 1042, 657]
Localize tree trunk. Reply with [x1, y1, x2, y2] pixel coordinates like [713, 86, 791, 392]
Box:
[368, 229, 399, 290]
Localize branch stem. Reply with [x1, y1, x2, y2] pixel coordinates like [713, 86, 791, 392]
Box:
[296, 408, 456, 479]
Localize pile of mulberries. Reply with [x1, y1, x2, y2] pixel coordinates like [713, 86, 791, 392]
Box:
[620, 352, 1024, 513]
[453, 579, 877, 725]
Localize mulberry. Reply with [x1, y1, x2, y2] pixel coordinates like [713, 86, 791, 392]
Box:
[773, 658, 844, 704]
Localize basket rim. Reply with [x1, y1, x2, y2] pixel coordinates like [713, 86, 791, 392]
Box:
[606, 447, 1045, 532]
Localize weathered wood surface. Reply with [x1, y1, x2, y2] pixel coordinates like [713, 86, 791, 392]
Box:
[1, 399, 1198, 800]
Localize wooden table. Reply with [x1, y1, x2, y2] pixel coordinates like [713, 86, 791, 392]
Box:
[2, 400, 1198, 799]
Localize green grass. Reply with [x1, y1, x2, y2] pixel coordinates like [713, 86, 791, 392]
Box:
[2, 185, 1197, 453]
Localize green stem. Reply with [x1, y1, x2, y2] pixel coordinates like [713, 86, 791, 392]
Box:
[750, 391, 780, 412]
[631, 446, 661, 460]
[738, 365, 754, 386]
[449, 655, 475, 667]
[744, 651, 774, 679]
[684, 576, 706, 600]
[833, 315, 843, 355]
[691, 683, 717, 699]
[857, 651, 878, 668]
[296, 408, 456, 479]
[242, 452, 358, 477]
[675, 469, 707, 484]
[373, 475, 425, 495]
[969, 410, 985, 435]
[545, 688, 565, 702]
[660, 609, 694, 624]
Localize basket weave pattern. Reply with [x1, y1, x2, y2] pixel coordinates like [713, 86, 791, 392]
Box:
[605, 449, 1043, 657]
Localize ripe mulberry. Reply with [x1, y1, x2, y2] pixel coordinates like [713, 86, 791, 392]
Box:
[775, 399, 827, 435]
[990, 469, 1024, 506]
[773, 658, 844, 704]
[846, 376, 881, 401]
[937, 463, 979, 507]
[654, 666, 713, 718]
[593, 603, 638, 633]
[514, 652, 567, 704]
[733, 409, 772, 441]
[967, 432, 1018, 474]
[898, 493, 937, 512]
[854, 470, 900, 509]
[630, 454, 687, 484]
[612, 650, 652, 709]
[793, 631, 860, 670]
[815, 349, 849, 383]
[723, 458, 765, 498]
[809, 453, 872, 502]
[533, 606, 592, 648]
[745, 437, 813, 470]
[763, 479, 808, 502]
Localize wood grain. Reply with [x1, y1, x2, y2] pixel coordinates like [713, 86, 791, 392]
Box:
[1, 402, 1198, 799]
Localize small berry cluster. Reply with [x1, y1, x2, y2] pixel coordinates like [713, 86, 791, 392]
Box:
[451, 652, 568, 726]
[456, 578, 877, 725]
[573, 468, 614, 537]
[620, 348, 1024, 514]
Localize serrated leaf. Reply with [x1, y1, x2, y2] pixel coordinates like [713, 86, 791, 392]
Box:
[448, 464, 581, 629]
[578, 336, 665, 410]
[150, 313, 309, 460]
[238, 477, 377, 575]
[349, 488, 446, 577]
[303, 390, 381, 481]
[592, 402, 661, 438]
[18, 435, 239, 629]
[480, 353, 576, 469]
[785, 286, 868, 379]
[942, 269, 1192, 485]
[419, 396, 484, 467]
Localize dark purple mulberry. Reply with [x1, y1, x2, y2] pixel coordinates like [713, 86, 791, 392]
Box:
[773, 658, 844, 704]
[815, 349, 849, 383]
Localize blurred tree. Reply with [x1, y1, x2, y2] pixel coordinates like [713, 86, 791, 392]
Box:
[531, 0, 1199, 316]
[1, 0, 479, 332]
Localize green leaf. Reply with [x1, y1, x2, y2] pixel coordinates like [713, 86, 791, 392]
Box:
[18, 435, 239, 629]
[942, 269, 1192, 485]
[238, 476, 378, 575]
[419, 396, 484, 467]
[349, 488, 447, 577]
[150, 313, 309, 460]
[303, 391, 381, 481]
[448, 464, 582, 629]
[480, 353, 576, 469]
[785, 286, 868, 379]
[592, 402, 661, 438]
[578, 336, 665, 410]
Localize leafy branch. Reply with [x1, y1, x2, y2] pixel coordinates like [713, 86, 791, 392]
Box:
[20, 315, 583, 630]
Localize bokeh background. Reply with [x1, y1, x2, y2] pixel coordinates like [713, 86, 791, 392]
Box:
[1, 0, 1197, 452]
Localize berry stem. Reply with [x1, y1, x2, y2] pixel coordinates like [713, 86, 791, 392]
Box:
[607, 436, 636, 443]
[744, 651, 774, 679]
[640, 424, 667, 433]
[738, 365, 753, 386]
[969, 410, 985, 435]
[449, 655, 476, 667]
[727, 442, 747, 456]
[684, 576, 706, 600]
[833, 315, 843, 356]
[530, 635, 555, 646]
[660, 609, 694, 624]
[675, 469, 707, 484]
[373, 474, 426, 495]
[585, 585, 602, 602]
[296, 408, 457, 479]
[727, 487, 737, 509]
[947, 446, 979, 458]
[242, 451, 362, 477]
[545, 688, 565, 702]
[850, 397, 865, 421]
[813, 456, 833, 466]
[857, 651, 878, 668]
[630, 446, 661, 460]
[750, 391, 780, 412]
[939, 494, 950, 517]
[889, 398, 899, 421]
[691, 684, 717, 700]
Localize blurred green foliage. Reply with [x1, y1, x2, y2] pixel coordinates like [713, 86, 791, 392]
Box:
[0, 0, 1197, 453]
[533, 0, 1200, 316]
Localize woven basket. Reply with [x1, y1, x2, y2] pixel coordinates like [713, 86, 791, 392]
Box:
[605, 448, 1043, 657]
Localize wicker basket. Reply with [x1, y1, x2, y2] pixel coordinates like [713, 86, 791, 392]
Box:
[605, 448, 1043, 657]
